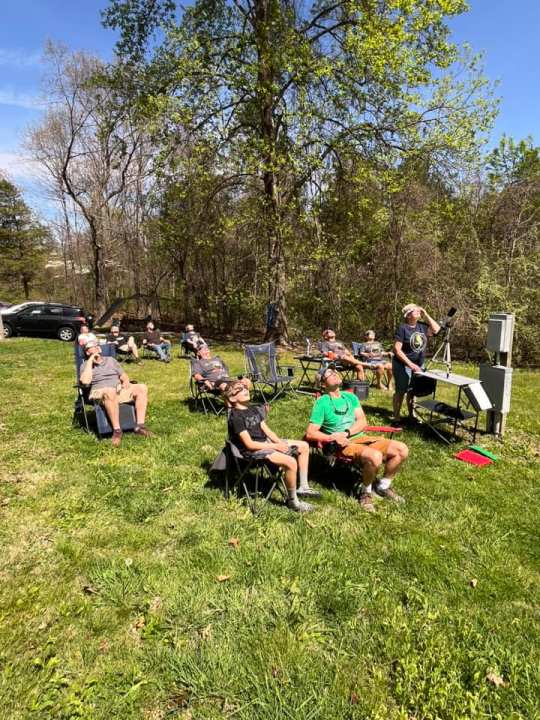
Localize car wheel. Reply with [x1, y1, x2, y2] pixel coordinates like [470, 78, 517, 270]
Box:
[58, 326, 76, 342]
[2, 322, 13, 338]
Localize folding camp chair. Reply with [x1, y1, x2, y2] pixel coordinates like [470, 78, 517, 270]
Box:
[188, 358, 226, 416]
[211, 405, 287, 514]
[73, 343, 137, 438]
[179, 332, 197, 358]
[305, 390, 402, 496]
[243, 342, 296, 403]
[351, 341, 390, 388]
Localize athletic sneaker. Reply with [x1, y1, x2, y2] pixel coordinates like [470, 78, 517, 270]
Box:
[296, 487, 322, 498]
[373, 484, 405, 504]
[358, 492, 376, 512]
[286, 498, 315, 513]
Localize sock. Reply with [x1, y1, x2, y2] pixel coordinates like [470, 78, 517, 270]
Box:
[299, 468, 309, 489]
[362, 483, 372, 495]
[287, 487, 299, 504]
[378, 478, 392, 490]
[113, 426, 121, 432]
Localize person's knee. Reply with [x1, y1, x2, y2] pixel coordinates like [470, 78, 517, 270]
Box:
[364, 449, 383, 468]
[102, 388, 117, 402]
[397, 442, 409, 459]
[297, 440, 309, 453]
[133, 383, 148, 396]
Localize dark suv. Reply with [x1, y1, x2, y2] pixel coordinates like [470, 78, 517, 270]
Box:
[1, 302, 87, 342]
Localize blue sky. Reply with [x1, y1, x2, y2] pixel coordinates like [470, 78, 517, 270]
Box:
[0, 0, 539, 213]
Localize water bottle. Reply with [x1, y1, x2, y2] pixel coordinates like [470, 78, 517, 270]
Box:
[305, 338, 311, 356]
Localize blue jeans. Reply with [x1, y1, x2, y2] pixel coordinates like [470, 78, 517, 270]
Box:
[149, 342, 170, 361]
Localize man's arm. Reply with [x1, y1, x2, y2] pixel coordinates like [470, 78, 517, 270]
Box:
[347, 406, 368, 436]
[418, 308, 440, 337]
[393, 340, 422, 373]
[79, 358, 94, 386]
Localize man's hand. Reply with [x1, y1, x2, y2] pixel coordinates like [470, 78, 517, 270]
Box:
[410, 363, 422, 373]
[273, 441, 289, 453]
[330, 432, 349, 447]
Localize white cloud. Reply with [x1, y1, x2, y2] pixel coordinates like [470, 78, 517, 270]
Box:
[0, 88, 45, 110]
[0, 151, 42, 182]
[0, 48, 42, 68]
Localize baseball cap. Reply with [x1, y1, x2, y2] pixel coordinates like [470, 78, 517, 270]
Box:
[84, 339, 99, 351]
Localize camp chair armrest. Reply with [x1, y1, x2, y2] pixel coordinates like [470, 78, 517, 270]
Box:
[277, 364, 295, 375]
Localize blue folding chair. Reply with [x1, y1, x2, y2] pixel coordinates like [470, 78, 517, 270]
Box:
[73, 343, 136, 438]
[243, 342, 296, 403]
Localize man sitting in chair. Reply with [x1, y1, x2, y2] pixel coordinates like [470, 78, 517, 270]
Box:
[192, 346, 251, 393]
[305, 366, 409, 513]
[80, 340, 153, 447]
[184, 324, 208, 355]
[223, 381, 320, 512]
[107, 323, 142, 364]
[142, 321, 171, 362]
[318, 328, 365, 381]
[357, 330, 393, 390]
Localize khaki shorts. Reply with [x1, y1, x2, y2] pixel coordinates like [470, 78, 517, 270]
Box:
[89, 386, 134, 404]
[340, 436, 392, 460]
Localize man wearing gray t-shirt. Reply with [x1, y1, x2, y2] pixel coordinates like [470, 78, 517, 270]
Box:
[80, 340, 154, 446]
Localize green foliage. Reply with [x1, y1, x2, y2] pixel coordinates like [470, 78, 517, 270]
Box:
[0, 177, 50, 300]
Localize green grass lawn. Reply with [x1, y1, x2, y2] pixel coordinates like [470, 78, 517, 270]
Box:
[0, 338, 539, 720]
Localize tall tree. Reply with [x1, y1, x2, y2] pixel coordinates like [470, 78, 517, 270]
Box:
[27, 44, 151, 316]
[103, 0, 494, 342]
[0, 177, 49, 300]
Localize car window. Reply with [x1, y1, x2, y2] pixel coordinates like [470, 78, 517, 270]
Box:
[62, 307, 83, 316]
[46, 306, 64, 315]
[28, 308, 45, 315]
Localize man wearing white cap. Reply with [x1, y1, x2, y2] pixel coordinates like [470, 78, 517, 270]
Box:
[392, 304, 440, 423]
[80, 340, 153, 446]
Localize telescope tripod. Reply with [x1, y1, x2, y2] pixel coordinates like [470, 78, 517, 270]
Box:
[428, 328, 453, 376]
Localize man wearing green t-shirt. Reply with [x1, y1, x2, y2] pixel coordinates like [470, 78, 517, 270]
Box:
[305, 367, 409, 512]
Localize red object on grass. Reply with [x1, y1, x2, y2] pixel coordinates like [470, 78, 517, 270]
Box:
[454, 449, 493, 466]
[365, 425, 402, 433]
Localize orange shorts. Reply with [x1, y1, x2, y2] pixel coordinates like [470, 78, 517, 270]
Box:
[340, 435, 392, 460]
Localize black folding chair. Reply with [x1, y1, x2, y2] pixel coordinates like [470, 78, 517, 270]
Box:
[73, 343, 136, 438]
[211, 406, 287, 514]
[188, 359, 226, 416]
[243, 342, 296, 403]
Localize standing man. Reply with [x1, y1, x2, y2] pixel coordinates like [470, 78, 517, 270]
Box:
[80, 340, 153, 447]
[142, 321, 171, 362]
[305, 366, 409, 512]
[392, 304, 440, 423]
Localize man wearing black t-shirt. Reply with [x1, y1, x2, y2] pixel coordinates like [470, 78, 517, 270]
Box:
[142, 321, 171, 362]
[392, 303, 440, 423]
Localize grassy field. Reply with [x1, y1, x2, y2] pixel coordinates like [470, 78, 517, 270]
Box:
[0, 338, 539, 720]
